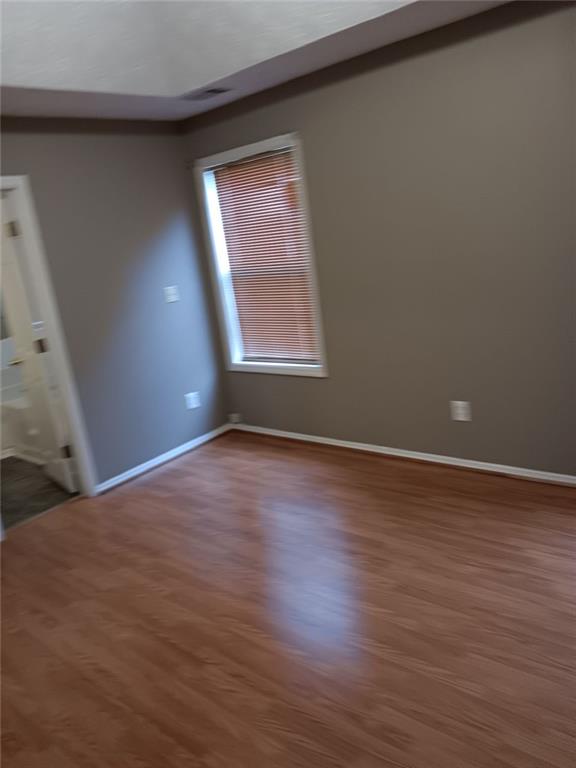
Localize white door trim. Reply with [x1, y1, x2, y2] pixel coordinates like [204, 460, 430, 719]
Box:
[1, 175, 98, 496]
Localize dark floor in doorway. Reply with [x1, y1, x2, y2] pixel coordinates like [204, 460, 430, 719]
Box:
[1, 457, 73, 529]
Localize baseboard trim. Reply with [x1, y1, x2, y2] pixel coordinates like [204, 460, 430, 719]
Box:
[232, 424, 576, 487]
[93, 421, 576, 494]
[1, 449, 44, 466]
[95, 424, 231, 494]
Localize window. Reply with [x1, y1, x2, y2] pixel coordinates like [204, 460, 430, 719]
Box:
[197, 134, 326, 377]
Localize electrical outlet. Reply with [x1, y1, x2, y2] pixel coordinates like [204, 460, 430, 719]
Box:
[450, 400, 471, 422]
[164, 285, 180, 303]
[185, 391, 201, 410]
[228, 413, 242, 424]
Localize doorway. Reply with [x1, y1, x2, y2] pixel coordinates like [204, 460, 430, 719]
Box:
[1, 176, 97, 530]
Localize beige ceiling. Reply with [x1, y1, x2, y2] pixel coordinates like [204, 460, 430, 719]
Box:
[2, 1, 408, 97]
[1, 1, 505, 120]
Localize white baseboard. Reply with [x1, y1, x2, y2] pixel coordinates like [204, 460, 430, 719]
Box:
[92, 421, 576, 495]
[232, 424, 576, 487]
[1, 448, 45, 466]
[16, 451, 45, 467]
[95, 424, 231, 494]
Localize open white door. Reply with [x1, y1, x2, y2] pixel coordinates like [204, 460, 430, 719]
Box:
[1, 200, 77, 493]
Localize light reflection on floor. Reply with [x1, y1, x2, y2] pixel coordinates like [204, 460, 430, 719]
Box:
[260, 496, 361, 661]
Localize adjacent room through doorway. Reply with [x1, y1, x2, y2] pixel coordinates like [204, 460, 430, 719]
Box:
[1, 185, 79, 529]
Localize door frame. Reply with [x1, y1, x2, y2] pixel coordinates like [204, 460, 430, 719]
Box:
[1, 175, 98, 496]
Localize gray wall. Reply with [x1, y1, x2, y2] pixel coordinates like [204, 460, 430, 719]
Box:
[186, 2, 576, 474]
[2, 120, 226, 483]
[1, 3, 573, 481]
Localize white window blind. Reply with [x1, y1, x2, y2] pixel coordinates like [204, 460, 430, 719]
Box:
[198, 136, 325, 377]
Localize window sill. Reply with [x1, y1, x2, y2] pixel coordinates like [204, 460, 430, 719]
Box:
[228, 361, 327, 378]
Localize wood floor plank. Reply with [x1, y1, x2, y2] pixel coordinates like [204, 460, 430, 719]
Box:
[2, 431, 575, 767]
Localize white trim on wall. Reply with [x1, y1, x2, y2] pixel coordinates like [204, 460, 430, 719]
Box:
[196, 134, 299, 173]
[95, 424, 230, 494]
[232, 424, 576, 487]
[1, 176, 99, 496]
[93, 419, 575, 497]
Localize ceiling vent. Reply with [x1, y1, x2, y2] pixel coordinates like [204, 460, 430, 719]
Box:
[182, 87, 231, 102]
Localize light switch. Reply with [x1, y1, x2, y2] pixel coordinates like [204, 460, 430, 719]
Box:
[185, 392, 201, 409]
[164, 285, 180, 303]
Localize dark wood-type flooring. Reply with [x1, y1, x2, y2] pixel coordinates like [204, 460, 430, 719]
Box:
[2, 431, 575, 768]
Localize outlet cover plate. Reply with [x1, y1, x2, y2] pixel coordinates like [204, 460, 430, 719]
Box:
[450, 400, 472, 422]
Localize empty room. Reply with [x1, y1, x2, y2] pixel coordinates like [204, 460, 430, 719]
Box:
[1, 1, 575, 767]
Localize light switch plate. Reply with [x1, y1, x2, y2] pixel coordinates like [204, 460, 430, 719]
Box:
[185, 391, 201, 409]
[164, 285, 180, 303]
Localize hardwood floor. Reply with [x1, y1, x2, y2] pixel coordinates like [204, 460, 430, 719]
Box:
[2, 431, 575, 768]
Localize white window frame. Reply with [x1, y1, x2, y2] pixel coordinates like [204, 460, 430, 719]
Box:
[195, 133, 327, 378]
